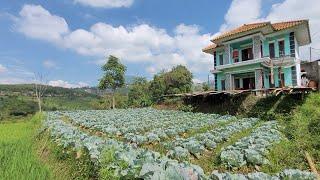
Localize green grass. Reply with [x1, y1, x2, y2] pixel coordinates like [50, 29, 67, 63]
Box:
[261, 93, 320, 173]
[0, 113, 51, 180]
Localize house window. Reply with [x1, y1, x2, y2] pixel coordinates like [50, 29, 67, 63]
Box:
[214, 75, 218, 90]
[289, 32, 295, 57]
[221, 80, 226, 90]
[235, 79, 240, 89]
[213, 52, 217, 67]
[233, 49, 239, 63]
[241, 47, 253, 61]
[278, 40, 285, 57]
[219, 54, 224, 65]
[260, 41, 263, 57]
[269, 42, 275, 59]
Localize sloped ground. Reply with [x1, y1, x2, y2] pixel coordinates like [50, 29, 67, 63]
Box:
[42, 93, 320, 179]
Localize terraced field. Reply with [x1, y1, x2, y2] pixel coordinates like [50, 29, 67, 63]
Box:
[44, 108, 317, 179]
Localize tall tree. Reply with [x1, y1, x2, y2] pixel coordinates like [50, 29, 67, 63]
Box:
[149, 65, 193, 102]
[33, 73, 47, 112]
[128, 77, 152, 107]
[165, 65, 193, 94]
[98, 55, 126, 109]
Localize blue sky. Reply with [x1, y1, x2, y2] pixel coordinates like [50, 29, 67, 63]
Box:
[0, 0, 319, 88]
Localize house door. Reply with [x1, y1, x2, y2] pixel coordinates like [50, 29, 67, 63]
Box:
[243, 77, 255, 89]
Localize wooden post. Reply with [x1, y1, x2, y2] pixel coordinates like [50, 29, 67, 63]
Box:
[305, 151, 320, 179]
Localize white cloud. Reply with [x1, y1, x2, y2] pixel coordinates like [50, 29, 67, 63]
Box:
[74, 0, 134, 8]
[13, 4, 213, 76]
[218, 0, 262, 33]
[14, 4, 69, 44]
[48, 80, 89, 88]
[0, 64, 7, 73]
[43, 60, 57, 68]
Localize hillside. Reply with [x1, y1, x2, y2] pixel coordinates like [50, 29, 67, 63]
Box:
[0, 84, 105, 121]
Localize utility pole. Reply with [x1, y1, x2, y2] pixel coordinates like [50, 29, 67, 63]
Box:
[309, 47, 312, 62]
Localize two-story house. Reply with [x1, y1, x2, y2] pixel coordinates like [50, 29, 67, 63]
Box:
[203, 20, 311, 91]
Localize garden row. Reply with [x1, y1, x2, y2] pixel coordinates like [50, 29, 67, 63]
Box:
[44, 110, 317, 179]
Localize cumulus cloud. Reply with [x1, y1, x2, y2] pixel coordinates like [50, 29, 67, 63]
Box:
[48, 80, 89, 88]
[74, 0, 134, 8]
[13, 4, 69, 44]
[13, 4, 213, 76]
[0, 64, 7, 73]
[43, 60, 57, 69]
[217, 0, 262, 34]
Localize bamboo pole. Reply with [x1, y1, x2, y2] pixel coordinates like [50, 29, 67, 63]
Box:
[305, 151, 320, 180]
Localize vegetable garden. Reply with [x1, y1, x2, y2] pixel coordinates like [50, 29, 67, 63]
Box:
[44, 108, 317, 179]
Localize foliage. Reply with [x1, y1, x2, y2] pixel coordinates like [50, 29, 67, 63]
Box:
[202, 82, 210, 91]
[98, 55, 127, 109]
[98, 55, 126, 91]
[178, 104, 194, 112]
[128, 77, 152, 107]
[149, 72, 167, 102]
[0, 84, 97, 98]
[220, 121, 282, 167]
[165, 65, 193, 94]
[149, 65, 193, 102]
[0, 96, 37, 120]
[44, 107, 318, 179]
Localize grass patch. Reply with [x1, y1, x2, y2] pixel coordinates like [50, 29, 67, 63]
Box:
[261, 93, 320, 173]
[0, 114, 51, 180]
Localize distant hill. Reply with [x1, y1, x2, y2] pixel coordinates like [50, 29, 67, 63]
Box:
[0, 84, 99, 98]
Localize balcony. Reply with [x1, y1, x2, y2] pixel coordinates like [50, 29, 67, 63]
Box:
[211, 56, 296, 74]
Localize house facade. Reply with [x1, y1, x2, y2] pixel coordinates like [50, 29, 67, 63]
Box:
[203, 20, 311, 91]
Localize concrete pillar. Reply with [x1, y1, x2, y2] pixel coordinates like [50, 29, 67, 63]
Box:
[255, 69, 263, 90]
[253, 35, 261, 59]
[225, 73, 232, 91]
[296, 60, 301, 87]
[224, 44, 230, 65]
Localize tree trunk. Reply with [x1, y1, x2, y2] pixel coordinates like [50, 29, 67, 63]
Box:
[38, 97, 42, 112]
[112, 92, 115, 109]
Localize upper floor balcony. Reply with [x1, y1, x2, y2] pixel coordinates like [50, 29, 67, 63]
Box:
[211, 31, 297, 72]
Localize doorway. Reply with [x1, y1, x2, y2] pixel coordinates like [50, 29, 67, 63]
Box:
[243, 77, 255, 89]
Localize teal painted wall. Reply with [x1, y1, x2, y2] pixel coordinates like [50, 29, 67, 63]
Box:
[262, 32, 291, 58]
[213, 32, 295, 90]
[230, 39, 252, 63]
[216, 73, 224, 91]
[283, 67, 292, 86]
[263, 69, 270, 88]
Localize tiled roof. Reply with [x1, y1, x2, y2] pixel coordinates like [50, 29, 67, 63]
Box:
[212, 22, 269, 41]
[271, 20, 306, 30]
[202, 43, 217, 52]
[212, 20, 307, 42]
